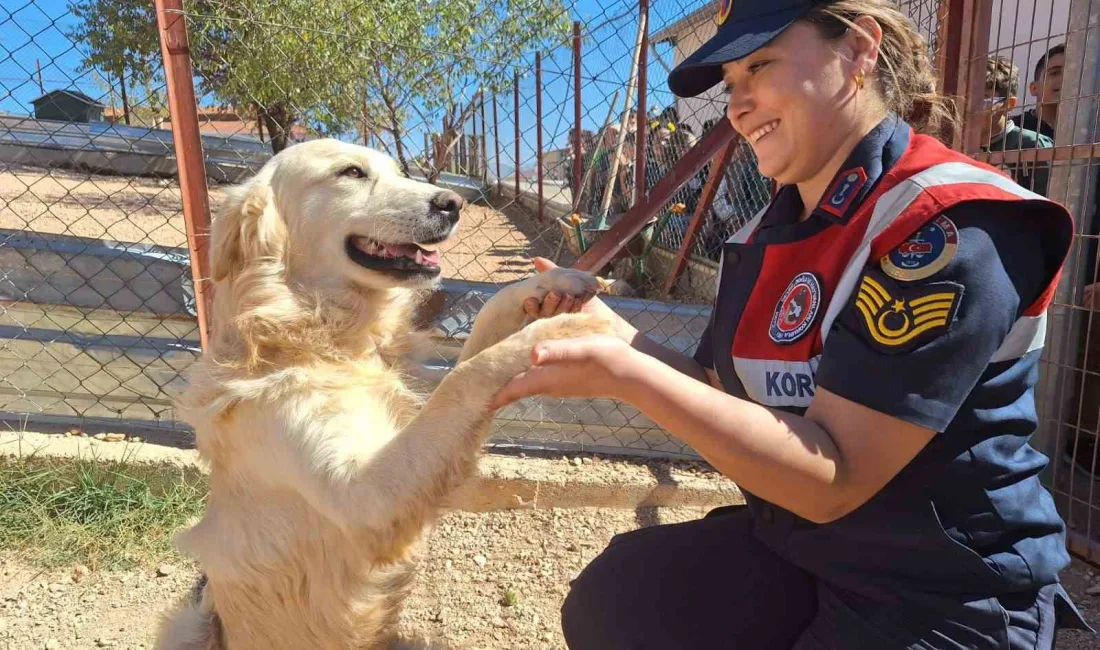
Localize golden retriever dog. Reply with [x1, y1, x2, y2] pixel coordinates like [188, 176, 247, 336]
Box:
[155, 139, 612, 649]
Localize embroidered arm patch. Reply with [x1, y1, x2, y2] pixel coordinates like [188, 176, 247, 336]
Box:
[844, 268, 964, 354]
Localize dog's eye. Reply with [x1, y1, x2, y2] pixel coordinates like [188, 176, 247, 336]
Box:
[340, 166, 367, 179]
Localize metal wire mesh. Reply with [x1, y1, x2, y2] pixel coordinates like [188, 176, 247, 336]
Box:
[967, 0, 1100, 567]
[0, 0, 199, 435]
[7, 1, 1100, 572]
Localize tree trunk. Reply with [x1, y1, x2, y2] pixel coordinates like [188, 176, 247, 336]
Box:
[119, 74, 131, 126]
[255, 103, 265, 143]
[392, 133, 410, 176]
[260, 103, 292, 153]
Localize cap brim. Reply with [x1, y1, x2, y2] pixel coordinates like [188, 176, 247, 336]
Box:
[667, 8, 807, 98]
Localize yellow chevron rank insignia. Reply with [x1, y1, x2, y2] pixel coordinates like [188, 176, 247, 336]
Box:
[849, 269, 963, 354]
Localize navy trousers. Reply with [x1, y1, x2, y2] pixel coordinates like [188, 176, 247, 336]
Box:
[560, 505, 1081, 649]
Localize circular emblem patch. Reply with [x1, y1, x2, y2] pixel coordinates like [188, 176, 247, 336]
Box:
[880, 215, 959, 282]
[769, 272, 822, 344]
[717, 0, 733, 25]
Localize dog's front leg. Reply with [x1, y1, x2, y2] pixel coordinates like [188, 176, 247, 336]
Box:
[457, 267, 600, 363]
[283, 313, 614, 556]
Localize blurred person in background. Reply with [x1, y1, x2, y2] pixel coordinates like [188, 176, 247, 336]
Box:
[1012, 43, 1063, 141]
[976, 55, 1053, 196]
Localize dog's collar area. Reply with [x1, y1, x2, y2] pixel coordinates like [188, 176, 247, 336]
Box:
[346, 236, 443, 276]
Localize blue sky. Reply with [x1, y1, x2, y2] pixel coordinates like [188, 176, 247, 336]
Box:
[0, 0, 709, 174]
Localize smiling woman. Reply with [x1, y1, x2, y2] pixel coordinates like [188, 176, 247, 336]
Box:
[487, 0, 1095, 648]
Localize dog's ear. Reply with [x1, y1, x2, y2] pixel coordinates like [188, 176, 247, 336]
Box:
[210, 180, 287, 282]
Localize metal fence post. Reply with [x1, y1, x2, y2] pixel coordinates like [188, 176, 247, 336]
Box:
[635, 0, 649, 206]
[470, 94, 478, 177]
[573, 21, 583, 203]
[493, 94, 501, 185]
[479, 92, 488, 182]
[536, 51, 545, 225]
[952, 0, 990, 154]
[574, 119, 735, 273]
[663, 139, 737, 295]
[514, 70, 521, 198]
[154, 0, 213, 351]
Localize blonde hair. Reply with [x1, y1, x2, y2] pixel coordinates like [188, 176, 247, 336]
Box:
[803, 0, 959, 141]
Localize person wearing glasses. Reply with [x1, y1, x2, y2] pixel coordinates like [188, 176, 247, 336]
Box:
[978, 55, 1054, 196]
[488, 0, 1094, 647]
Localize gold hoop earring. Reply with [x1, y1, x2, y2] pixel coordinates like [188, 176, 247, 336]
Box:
[855, 69, 865, 91]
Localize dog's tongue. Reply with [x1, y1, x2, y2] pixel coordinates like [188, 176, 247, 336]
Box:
[383, 242, 441, 267]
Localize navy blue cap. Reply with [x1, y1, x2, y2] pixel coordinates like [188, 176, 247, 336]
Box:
[668, 0, 825, 98]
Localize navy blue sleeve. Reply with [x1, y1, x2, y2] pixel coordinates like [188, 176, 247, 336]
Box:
[815, 203, 1051, 432]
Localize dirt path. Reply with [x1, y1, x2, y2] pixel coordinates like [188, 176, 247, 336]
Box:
[0, 507, 702, 650]
[0, 164, 570, 285]
[2, 506, 1098, 650]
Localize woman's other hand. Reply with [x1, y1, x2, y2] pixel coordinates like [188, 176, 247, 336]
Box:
[488, 334, 639, 410]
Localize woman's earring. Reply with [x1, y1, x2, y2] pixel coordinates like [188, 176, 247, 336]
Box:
[855, 69, 865, 91]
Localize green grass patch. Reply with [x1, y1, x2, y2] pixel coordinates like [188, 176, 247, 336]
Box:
[0, 452, 207, 570]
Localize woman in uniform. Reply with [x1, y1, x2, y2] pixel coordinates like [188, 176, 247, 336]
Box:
[488, 0, 1095, 647]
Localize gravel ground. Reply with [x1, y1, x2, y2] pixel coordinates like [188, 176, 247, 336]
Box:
[1, 504, 1097, 650]
[0, 164, 569, 284]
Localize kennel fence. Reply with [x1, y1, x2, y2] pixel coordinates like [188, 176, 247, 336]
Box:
[2, 0, 1100, 563]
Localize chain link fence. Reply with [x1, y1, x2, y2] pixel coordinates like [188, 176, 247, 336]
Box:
[6, 0, 1100, 563]
[0, 0, 204, 436]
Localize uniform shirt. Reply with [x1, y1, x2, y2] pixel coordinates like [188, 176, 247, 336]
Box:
[982, 120, 1054, 196]
[1011, 109, 1056, 141]
[693, 115, 1079, 613]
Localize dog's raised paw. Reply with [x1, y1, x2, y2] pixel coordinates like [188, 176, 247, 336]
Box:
[527, 267, 601, 304]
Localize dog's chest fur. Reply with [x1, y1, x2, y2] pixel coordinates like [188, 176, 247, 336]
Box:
[177, 359, 429, 648]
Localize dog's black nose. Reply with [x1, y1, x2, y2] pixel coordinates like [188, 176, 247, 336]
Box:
[431, 190, 464, 217]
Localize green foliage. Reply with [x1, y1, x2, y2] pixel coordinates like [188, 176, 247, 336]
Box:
[68, 0, 161, 87]
[0, 455, 207, 570]
[68, 0, 571, 156]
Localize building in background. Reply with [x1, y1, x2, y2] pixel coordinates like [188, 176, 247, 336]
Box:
[30, 89, 105, 123]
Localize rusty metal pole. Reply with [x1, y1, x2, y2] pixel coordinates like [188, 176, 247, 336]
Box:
[536, 51, 545, 225]
[574, 119, 735, 273]
[514, 70, 521, 198]
[154, 0, 212, 351]
[635, 0, 649, 206]
[479, 92, 487, 182]
[573, 21, 583, 206]
[470, 95, 478, 177]
[937, 0, 972, 148]
[493, 94, 501, 184]
[663, 141, 737, 295]
[960, 0, 993, 156]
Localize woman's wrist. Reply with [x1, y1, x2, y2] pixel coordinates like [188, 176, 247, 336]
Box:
[608, 344, 657, 402]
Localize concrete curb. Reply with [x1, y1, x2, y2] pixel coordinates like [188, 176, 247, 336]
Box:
[0, 430, 743, 512]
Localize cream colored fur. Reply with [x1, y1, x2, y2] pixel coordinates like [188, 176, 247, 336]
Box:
[154, 139, 611, 650]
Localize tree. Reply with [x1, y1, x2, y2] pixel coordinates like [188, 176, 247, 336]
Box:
[350, 0, 571, 176]
[69, 0, 570, 158]
[68, 0, 162, 126]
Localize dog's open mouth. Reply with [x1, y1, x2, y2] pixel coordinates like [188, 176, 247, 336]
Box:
[346, 235, 444, 275]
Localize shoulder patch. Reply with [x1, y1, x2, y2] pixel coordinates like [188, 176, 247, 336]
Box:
[880, 214, 959, 281]
[848, 269, 963, 354]
[819, 167, 867, 218]
[769, 272, 821, 344]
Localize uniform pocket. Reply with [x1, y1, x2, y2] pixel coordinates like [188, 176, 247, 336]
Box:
[928, 499, 1008, 587]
